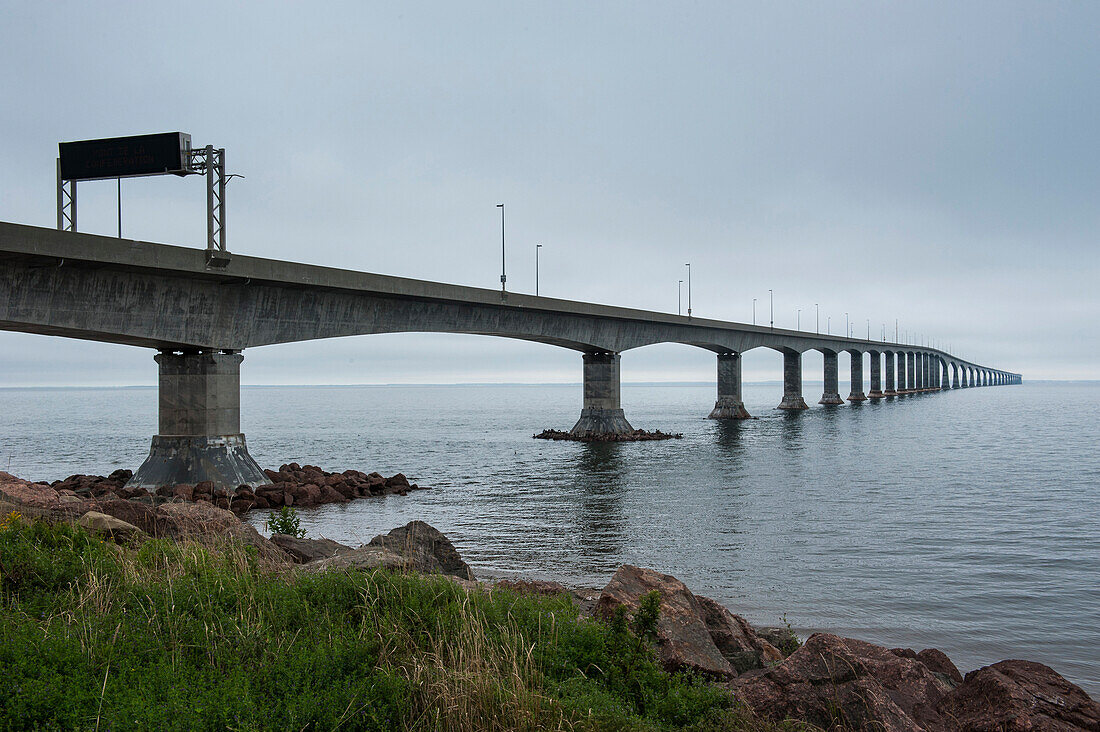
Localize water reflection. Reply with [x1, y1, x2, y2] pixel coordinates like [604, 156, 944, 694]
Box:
[712, 419, 748, 459]
[571, 442, 629, 560]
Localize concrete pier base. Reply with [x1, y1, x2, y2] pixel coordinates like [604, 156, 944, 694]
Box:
[708, 352, 751, 419]
[777, 350, 809, 410]
[570, 352, 635, 436]
[128, 351, 269, 491]
[848, 351, 867, 402]
[819, 351, 844, 405]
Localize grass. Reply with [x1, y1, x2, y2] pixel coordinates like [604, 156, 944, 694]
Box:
[0, 517, 814, 731]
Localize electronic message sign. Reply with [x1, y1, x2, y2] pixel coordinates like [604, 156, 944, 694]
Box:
[59, 132, 192, 181]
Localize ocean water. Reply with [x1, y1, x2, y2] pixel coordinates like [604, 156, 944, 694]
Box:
[2, 381, 1097, 695]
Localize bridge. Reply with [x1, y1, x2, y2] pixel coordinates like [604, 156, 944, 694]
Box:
[0, 221, 1020, 489]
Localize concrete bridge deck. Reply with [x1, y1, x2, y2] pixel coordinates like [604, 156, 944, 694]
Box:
[0, 221, 1020, 488]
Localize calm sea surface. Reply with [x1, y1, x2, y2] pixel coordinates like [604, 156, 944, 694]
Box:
[2, 381, 1097, 695]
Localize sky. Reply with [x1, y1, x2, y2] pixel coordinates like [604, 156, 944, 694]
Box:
[1, 1, 1098, 385]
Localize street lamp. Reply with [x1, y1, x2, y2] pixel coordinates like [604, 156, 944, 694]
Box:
[797, 308, 801, 331]
[496, 204, 506, 293]
[752, 298, 756, 325]
[535, 243, 542, 296]
[866, 319, 870, 340]
[685, 263, 692, 317]
[815, 303, 819, 334]
[769, 289, 773, 329]
[845, 312, 849, 338]
[828, 316, 831, 334]
[678, 280, 683, 316]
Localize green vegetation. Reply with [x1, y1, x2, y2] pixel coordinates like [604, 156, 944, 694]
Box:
[264, 505, 306, 538]
[0, 517, 810, 731]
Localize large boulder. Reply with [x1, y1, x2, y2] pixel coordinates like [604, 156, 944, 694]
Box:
[936, 659, 1100, 731]
[154, 501, 289, 564]
[299, 545, 409, 574]
[0, 472, 61, 509]
[595, 564, 735, 678]
[367, 521, 475, 581]
[733, 633, 955, 731]
[76, 511, 146, 545]
[694, 594, 784, 672]
[271, 534, 352, 564]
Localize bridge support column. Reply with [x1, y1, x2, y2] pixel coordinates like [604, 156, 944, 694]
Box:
[819, 351, 843, 404]
[128, 351, 270, 491]
[848, 351, 867, 402]
[941, 360, 950, 390]
[777, 350, 809, 410]
[571, 352, 634, 436]
[897, 353, 907, 393]
[868, 351, 883, 398]
[884, 352, 897, 396]
[951, 363, 959, 389]
[907, 353, 916, 393]
[708, 352, 751, 419]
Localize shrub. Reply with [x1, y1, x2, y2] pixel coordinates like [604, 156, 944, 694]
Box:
[265, 505, 305, 537]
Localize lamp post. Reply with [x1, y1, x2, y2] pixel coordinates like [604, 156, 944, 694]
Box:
[769, 289, 773, 329]
[867, 319, 870, 340]
[828, 316, 831, 334]
[496, 204, 506, 293]
[797, 309, 801, 331]
[752, 298, 756, 325]
[678, 280, 683, 316]
[535, 243, 542, 296]
[845, 312, 849, 338]
[895, 319, 898, 343]
[685, 263, 692, 317]
[815, 303, 819, 334]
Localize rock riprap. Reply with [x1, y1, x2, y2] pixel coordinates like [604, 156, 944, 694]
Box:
[3, 463, 428, 514]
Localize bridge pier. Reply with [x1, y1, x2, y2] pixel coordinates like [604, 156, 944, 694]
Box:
[897, 353, 907, 393]
[128, 351, 270, 491]
[777, 350, 809, 410]
[884, 351, 897, 396]
[906, 352, 916, 394]
[868, 351, 883, 399]
[819, 351, 844, 405]
[570, 352, 634, 436]
[708, 352, 751, 419]
[941, 359, 950, 390]
[848, 351, 867, 402]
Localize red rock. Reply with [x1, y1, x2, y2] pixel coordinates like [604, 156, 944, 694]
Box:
[733, 633, 954, 731]
[386, 473, 410, 487]
[937, 659, 1100, 731]
[0, 475, 61, 508]
[917, 648, 964, 686]
[695, 595, 783, 672]
[194, 481, 215, 495]
[595, 564, 734, 678]
[172, 484, 194, 502]
[317, 485, 348, 504]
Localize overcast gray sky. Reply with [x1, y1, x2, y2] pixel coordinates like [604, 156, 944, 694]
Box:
[2, 1, 1097, 385]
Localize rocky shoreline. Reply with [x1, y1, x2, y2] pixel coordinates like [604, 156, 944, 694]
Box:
[1, 468, 1096, 730]
[12, 463, 425, 515]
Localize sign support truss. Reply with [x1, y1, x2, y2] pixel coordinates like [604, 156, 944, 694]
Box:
[189, 145, 230, 266]
[56, 159, 77, 232]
